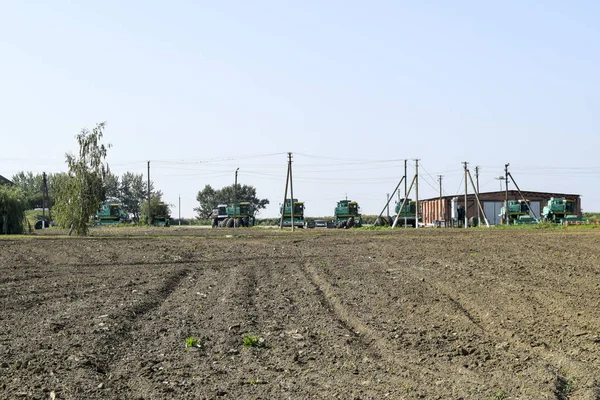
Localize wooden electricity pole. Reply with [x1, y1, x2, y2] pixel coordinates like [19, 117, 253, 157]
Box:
[475, 166, 480, 227]
[403, 159, 407, 201]
[438, 175, 443, 224]
[279, 153, 294, 230]
[147, 161, 151, 226]
[504, 163, 510, 225]
[289, 153, 295, 232]
[463, 161, 468, 228]
[234, 168, 239, 227]
[415, 159, 420, 229]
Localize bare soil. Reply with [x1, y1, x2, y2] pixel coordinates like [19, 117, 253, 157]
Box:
[1, 227, 600, 399]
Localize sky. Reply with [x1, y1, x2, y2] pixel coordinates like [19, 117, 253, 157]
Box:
[1, 1, 599, 218]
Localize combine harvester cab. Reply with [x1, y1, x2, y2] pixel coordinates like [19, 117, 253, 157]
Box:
[279, 199, 305, 228]
[95, 200, 128, 226]
[213, 202, 255, 228]
[500, 199, 538, 225]
[542, 197, 582, 225]
[211, 204, 228, 228]
[334, 199, 362, 228]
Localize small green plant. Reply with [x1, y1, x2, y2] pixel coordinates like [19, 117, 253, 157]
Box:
[243, 334, 265, 349]
[185, 337, 201, 350]
[493, 388, 507, 399]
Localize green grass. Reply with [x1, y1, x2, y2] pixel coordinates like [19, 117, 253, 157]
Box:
[243, 334, 265, 349]
[185, 337, 201, 350]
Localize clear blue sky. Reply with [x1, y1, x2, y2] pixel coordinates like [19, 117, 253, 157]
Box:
[2, 1, 599, 218]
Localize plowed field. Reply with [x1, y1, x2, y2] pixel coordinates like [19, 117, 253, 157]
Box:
[1, 227, 600, 399]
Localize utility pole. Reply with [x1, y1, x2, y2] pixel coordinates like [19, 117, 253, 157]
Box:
[403, 159, 407, 201]
[42, 172, 47, 220]
[415, 159, 420, 229]
[234, 168, 239, 227]
[147, 161, 151, 226]
[386, 193, 390, 217]
[279, 155, 290, 229]
[178, 194, 181, 226]
[288, 153, 295, 232]
[438, 175, 443, 224]
[463, 161, 468, 228]
[475, 166, 480, 227]
[504, 163, 510, 225]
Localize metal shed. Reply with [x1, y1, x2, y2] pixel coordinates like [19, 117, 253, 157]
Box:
[420, 190, 581, 226]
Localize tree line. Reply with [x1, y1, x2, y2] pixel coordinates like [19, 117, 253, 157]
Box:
[2, 122, 271, 235]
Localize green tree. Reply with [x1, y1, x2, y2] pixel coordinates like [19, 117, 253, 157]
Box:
[103, 171, 120, 199]
[140, 190, 171, 225]
[194, 184, 269, 219]
[119, 172, 148, 223]
[53, 122, 111, 235]
[11, 171, 44, 209]
[0, 185, 27, 234]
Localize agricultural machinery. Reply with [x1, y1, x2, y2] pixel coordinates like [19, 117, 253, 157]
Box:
[211, 202, 255, 227]
[152, 202, 171, 227]
[95, 200, 128, 225]
[542, 197, 581, 224]
[374, 199, 419, 227]
[279, 198, 305, 228]
[499, 200, 537, 225]
[334, 199, 362, 228]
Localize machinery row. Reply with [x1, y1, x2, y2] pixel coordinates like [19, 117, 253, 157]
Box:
[92, 196, 585, 228]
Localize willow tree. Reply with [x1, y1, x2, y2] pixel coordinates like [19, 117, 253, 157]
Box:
[0, 185, 27, 234]
[53, 122, 111, 235]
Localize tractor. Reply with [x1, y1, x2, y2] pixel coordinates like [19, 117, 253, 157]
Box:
[374, 198, 419, 227]
[279, 199, 305, 228]
[542, 197, 581, 224]
[334, 199, 362, 228]
[499, 200, 537, 225]
[95, 200, 128, 226]
[211, 202, 255, 227]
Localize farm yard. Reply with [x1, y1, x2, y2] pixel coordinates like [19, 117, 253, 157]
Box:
[1, 227, 600, 399]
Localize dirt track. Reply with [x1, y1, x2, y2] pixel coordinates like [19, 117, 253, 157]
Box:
[1, 227, 600, 399]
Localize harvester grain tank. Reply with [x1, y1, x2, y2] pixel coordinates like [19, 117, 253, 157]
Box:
[280, 198, 305, 228]
[211, 202, 255, 227]
[542, 197, 580, 224]
[500, 200, 537, 225]
[95, 200, 128, 225]
[334, 199, 362, 228]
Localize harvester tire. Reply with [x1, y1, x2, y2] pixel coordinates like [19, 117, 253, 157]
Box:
[346, 217, 355, 228]
[386, 216, 393, 226]
[226, 218, 234, 228]
[374, 217, 382, 226]
[212, 219, 217, 228]
[242, 217, 249, 227]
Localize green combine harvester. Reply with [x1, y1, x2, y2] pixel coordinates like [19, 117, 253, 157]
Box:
[542, 197, 581, 224]
[499, 200, 537, 225]
[211, 202, 255, 227]
[279, 198, 305, 228]
[334, 199, 362, 228]
[95, 200, 128, 225]
[374, 198, 419, 227]
[152, 202, 170, 227]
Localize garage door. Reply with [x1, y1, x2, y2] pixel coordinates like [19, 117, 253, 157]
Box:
[483, 201, 503, 225]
